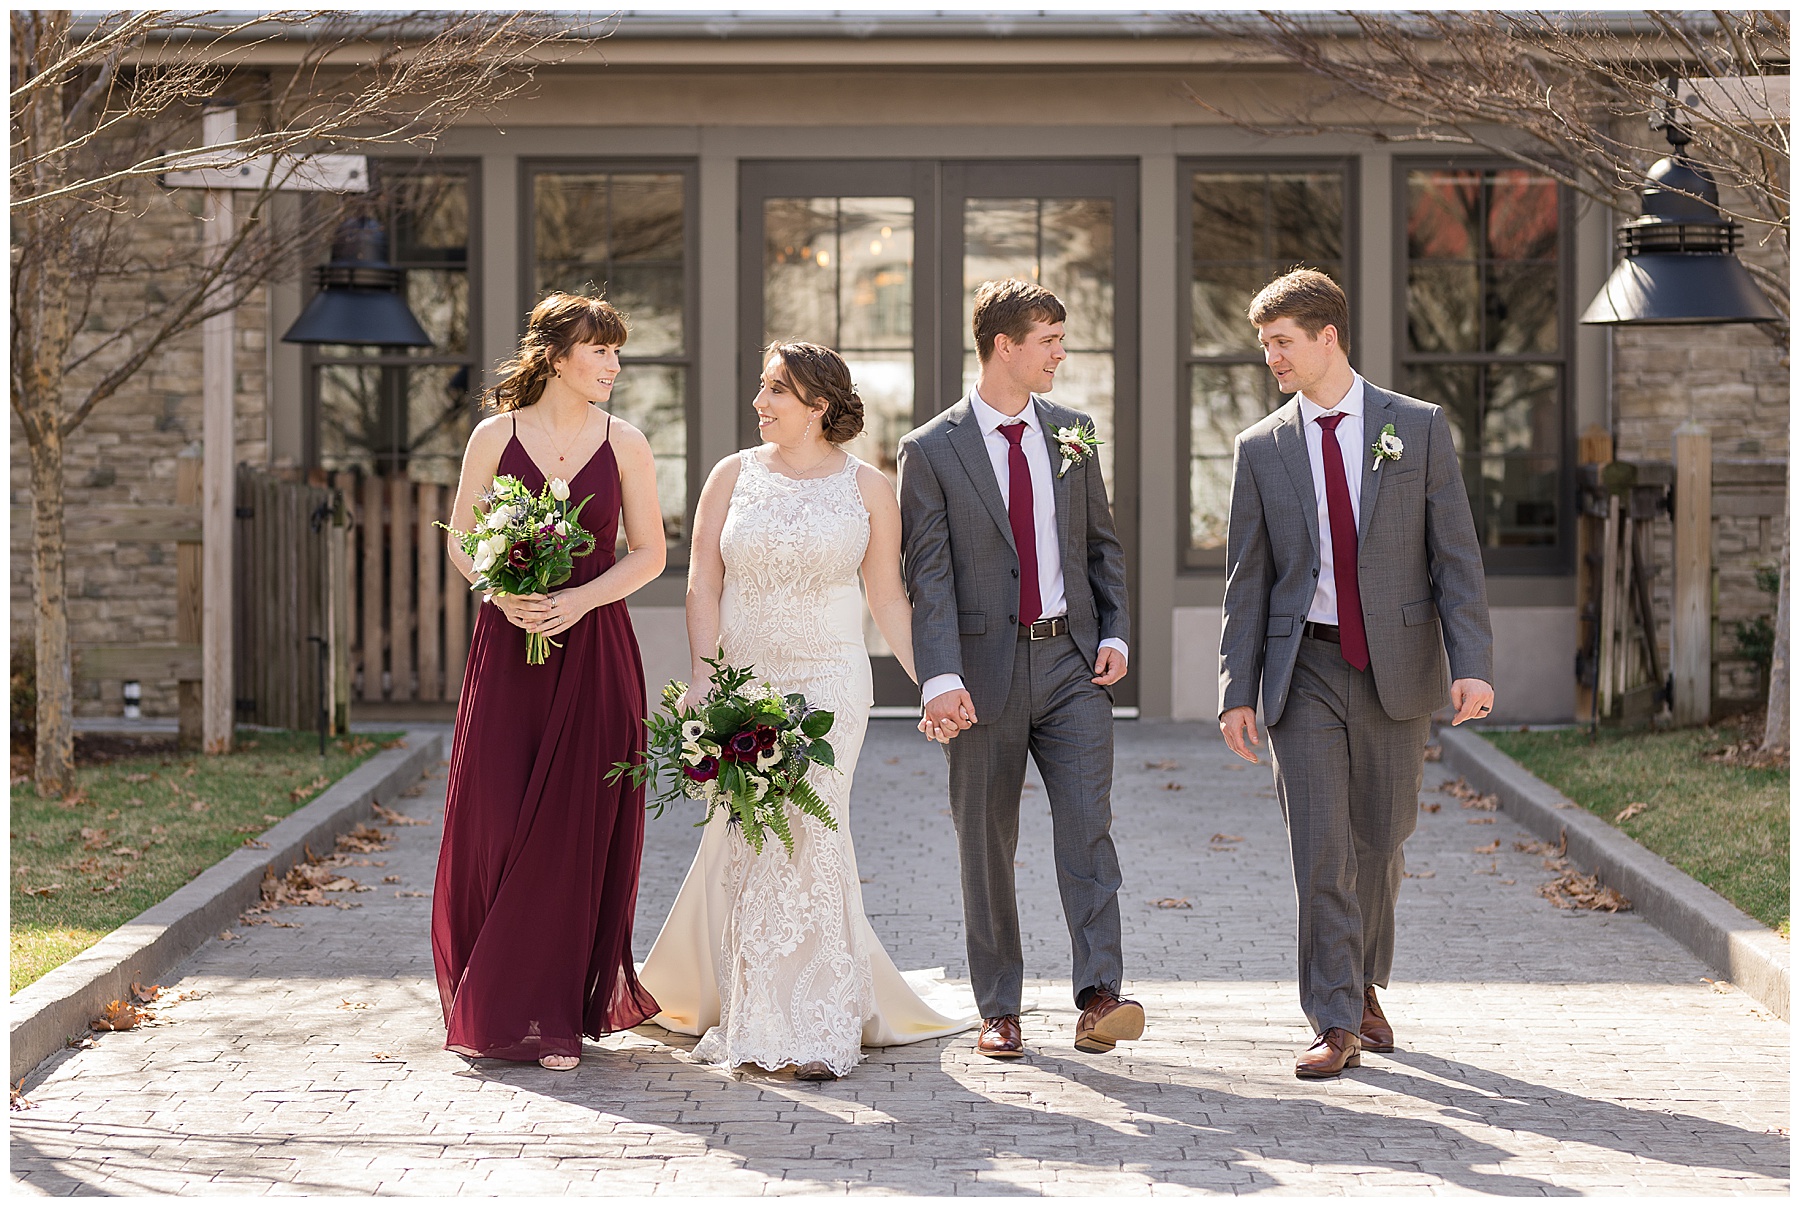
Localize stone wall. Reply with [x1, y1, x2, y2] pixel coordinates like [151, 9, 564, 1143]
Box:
[9, 182, 270, 718]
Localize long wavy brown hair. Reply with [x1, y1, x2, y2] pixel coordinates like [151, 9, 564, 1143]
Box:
[486, 293, 629, 412]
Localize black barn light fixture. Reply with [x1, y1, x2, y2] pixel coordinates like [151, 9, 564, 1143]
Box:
[282, 216, 434, 347]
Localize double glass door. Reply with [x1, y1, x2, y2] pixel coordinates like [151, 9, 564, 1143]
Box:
[741, 161, 1138, 707]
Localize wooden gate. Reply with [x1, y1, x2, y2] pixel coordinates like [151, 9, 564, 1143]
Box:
[233, 467, 349, 732]
[331, 472, 473, 707]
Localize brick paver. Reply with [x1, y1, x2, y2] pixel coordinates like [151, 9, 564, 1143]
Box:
[11, 721, 1789, 1195]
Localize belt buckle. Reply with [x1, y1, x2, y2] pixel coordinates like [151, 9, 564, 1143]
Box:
[1027, 617, 1061, 640]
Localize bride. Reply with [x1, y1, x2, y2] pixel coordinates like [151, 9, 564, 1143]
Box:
[637, 341, 976, 1080]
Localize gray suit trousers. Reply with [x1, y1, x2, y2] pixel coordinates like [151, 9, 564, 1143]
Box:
[1267, 635, 1430, 1035]
[943, 631, 1124, 1019]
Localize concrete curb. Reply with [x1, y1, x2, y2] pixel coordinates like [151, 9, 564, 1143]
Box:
[9, 730, 445, 1084]
[1438, 726, 1789, 1020]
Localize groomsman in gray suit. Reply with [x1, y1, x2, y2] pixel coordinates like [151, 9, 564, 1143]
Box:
[898, 279, 1139, 1060]
[1219, 269, 1494, 1078]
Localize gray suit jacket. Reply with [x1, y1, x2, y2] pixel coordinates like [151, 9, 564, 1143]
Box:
[1219, 383, 1492, 725]
[899, 394, 1130, 719]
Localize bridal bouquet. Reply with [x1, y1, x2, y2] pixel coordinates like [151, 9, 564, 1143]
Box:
[439, 474, 596, 664]
[610, 654, 837, 856]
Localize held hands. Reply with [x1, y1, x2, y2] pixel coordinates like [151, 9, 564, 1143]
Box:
[1219, 705, 1262, 764]
[918, 688, 977, 744]
[1449, 678, 1496, 725]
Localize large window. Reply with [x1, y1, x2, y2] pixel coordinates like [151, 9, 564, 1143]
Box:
[1182, 162, 1352, 566]
[1401, 164, 1570, 566]
[529, 163, 695, 564]
[309, 164, 478, 485]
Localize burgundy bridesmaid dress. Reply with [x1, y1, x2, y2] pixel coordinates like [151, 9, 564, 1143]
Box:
[431, 412, 659, 1061]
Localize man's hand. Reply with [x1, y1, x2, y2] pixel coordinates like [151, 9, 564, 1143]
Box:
[1091, 647, 1128, 686]
[1219, 705, 1262, 763]
[1449, 678, 1495, 726]
[924, 689, 977, 740]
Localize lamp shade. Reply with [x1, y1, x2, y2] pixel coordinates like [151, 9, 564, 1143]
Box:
[282, 218, 433, 347]
[1581, 143, 1780, 326]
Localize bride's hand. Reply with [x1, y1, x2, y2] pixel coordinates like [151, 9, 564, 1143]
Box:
[489, 593, 550, 631]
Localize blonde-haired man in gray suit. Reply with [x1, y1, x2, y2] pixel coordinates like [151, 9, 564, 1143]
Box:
[1219, 269, 1494, 1078]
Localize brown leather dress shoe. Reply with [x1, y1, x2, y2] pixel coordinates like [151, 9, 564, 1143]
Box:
[1074, 990, 1145, 1054]
[976, 1015, 1025, 1059]
[1360, 986, 1395, 1052]
[1295, 1027, 1362, 1079]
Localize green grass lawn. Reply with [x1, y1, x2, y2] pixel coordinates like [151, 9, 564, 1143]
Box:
[1488, 722, 1789, 936]
[10, 729, 401, 993]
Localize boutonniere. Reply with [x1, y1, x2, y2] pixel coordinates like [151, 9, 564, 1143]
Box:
[1370, 422, 1403, 473]
[1052, 424, 1104, 478]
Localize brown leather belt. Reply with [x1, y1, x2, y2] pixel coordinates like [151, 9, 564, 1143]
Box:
[1303, 621, 1340, 643]
[1020, 616, 1070, 640]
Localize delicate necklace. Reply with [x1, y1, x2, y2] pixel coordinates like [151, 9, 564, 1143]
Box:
[540, 405, 590, 463]
[771, 443, 838, 479]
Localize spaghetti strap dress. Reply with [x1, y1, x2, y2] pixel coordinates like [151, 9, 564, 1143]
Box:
[431, 411, 659, 1061]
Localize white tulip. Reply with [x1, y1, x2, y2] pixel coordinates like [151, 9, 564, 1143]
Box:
[473, 545, 498, 573]
[549, 477, 570, 502]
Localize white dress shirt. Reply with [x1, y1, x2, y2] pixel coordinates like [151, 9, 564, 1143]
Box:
[1298, 374, 1366, 627]
[920, 389, 1128, 706]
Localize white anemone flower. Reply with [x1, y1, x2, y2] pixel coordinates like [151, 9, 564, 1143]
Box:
[1379, 431, 1404, 457]
[755, 747, 780, 772]
[681, 720, 706, 743]
[747, 774, 769, 802]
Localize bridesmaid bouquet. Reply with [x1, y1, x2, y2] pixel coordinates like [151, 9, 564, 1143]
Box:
[439, 474, 596, 664]
[610, 654, 837, 856]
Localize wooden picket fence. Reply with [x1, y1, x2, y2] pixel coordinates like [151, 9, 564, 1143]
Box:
[331, 471, 474, 706]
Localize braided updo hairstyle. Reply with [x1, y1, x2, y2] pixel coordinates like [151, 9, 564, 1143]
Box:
[486, 293, 629, 412]
[765, 340, 864, 444]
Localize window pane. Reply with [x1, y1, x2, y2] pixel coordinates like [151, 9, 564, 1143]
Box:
[1483, 456, 1558, 546]
[403, 364, 474, 485]
[317, 364, 383, 476]
[610, 263, 683, 356]
[535, 174, 610, 263]
[1486, 172, 1559, 260]
[1042, 199, 1114, 351]
[1486, 263, 1559, 354]
[838, 199, 913, 351]
[1269, 174, 1343, 262]
[1191, 363, 1279, 458]
[1189, 457, 1234, 553]
[840, 351, 912, 484]
[405, 269, 468, 354]
[1190, 174, 1266, 263]
[391, 174, 468, 264]
[765, 198, 840, 346]
[1404, 363, 1479, 458]
[1484, 364, 1560, 457]
[1191, 266, 1264, 357]
[1407, 171, 1481, 259]
[607, 364, 687, 557]
[610, 174, 684, 262]
[1407, 263, 1480, 353]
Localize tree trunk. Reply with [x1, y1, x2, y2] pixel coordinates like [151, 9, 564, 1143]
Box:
[1764, 542, 1788, 751]
[28, 424, 74, 796]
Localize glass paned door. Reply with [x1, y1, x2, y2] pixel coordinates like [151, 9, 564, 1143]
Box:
[742, 161, 1137, 709]
[943, 163, 1139, 708]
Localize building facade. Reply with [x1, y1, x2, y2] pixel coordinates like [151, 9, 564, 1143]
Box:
[14, 14, 1788, 724]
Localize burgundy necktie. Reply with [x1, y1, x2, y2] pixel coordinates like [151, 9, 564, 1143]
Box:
[1315, 413, 1369, 671]
[1000, 423, 1041, 626]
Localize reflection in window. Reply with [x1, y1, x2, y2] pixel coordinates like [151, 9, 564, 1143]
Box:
[532, 168, 690, 561]
[764, 196, 914, 483]
[1184, 167, 1347, 563]
[1404, 168, 1564, 553]
[962, 198, 1117, 495]
[311, 168, 476, 485]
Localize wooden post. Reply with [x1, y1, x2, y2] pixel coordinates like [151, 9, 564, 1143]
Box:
[175, 444, 204, 749]
[360, 473, 384, 701]
[389, 477, 413, 701]
[417, 484, 443, 701]
[200, 102, 236, 754]
[1672, 422, 1713, 726]
[1574, 425, 1612, 721]
[329, 481, 353, 734]
[1598, 494, 1619, 720]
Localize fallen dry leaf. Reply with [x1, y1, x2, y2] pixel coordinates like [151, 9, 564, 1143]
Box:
[109, 846, 141, 858]
[1703, 977, 1735, 994]
[188, 801, 210, 813]
[78, 826, 110, 850]
[1499, 878, 1516, 885]
[1149, 897, 1191, 910]
[1162, 782, 1184, 791]
[122, 773, 152, 784]
[242, 838, 270, 849]
[1467, 817, 1495, 825]
[10, 1080, 34, 1112]
[218, 930, 240, 941]
[337, 999, 370, 1011]
[335, 823, 392, 854]
[90, 999, 145, 1031]
[1143, 759, 1181, 771]
[1538, 869, 1629, 912]
[289, 775, 331, 803]
[1514, 829, 1569, 860]
[1615, 801, 1650, 822]
[372, 802, 429, 827]
[1210, 834, 1243, 845]
[382, 875, 403, 884]
[1437, 778, 1499, 811]
[22, 883, 61, 898]
[399, 785, 424, 798]
[1422, 744, 1443, 762]
[395, 890, 429, 898]
[341, 737, 377, 757]
[1403, 869, 1436, 879]
[1473, 840, 1501, 854]
[1419, 800, 1441, 813]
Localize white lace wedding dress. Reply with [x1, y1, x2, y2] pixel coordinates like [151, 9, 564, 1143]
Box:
[637, 450, 977, 1076]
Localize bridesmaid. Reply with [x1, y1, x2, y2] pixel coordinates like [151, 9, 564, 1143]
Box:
[431, 292, 664, 1070]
